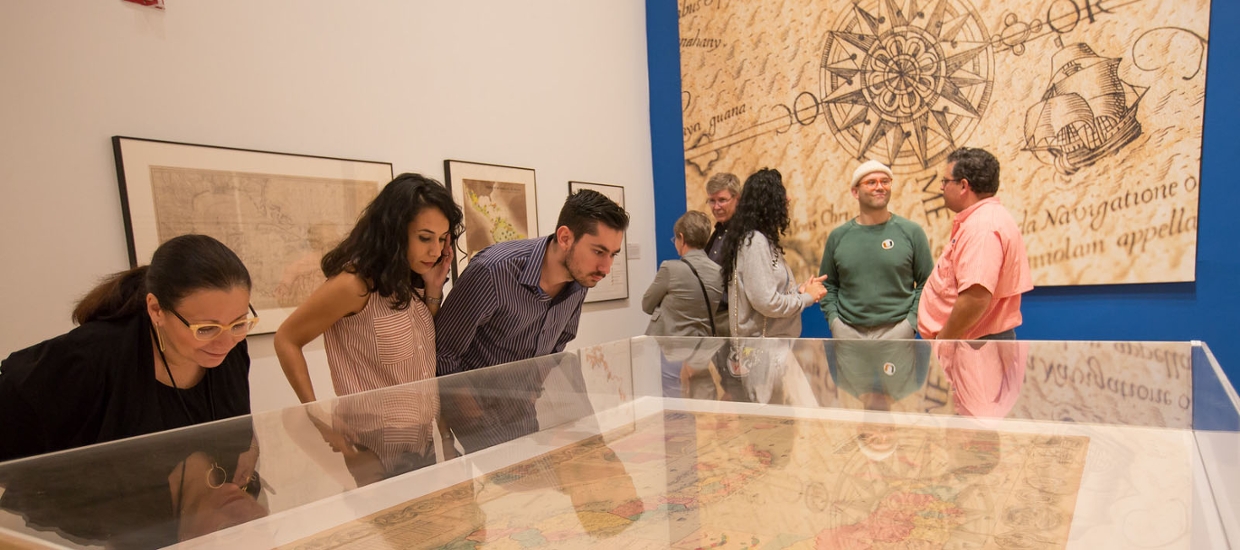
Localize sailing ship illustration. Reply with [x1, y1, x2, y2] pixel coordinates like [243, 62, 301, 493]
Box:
[1024, 43, 1146, 176]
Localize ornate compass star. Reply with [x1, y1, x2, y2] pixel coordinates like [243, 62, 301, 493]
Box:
[820, 0, 993, 169]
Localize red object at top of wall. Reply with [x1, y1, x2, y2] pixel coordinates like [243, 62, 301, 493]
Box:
[122, 0, 164, 9]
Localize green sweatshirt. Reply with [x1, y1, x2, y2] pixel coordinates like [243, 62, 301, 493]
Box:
[818, 215, 934, 330]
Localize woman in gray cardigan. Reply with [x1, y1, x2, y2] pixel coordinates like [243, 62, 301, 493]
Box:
[720, 168, 828, 338]
[718, 169, 827, 404]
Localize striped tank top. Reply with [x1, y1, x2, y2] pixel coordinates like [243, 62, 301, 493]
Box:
[324, 291, 437, 396]
[324, 291, 438, 456]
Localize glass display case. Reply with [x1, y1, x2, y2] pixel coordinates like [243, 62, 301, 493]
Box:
[1, 337, 1237, 549]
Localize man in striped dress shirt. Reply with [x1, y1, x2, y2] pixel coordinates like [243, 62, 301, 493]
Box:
[436, 189, 630, 375]
[435, 190, 629, 453]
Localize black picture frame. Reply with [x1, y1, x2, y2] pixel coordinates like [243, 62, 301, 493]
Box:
[112, 136, 393, 334]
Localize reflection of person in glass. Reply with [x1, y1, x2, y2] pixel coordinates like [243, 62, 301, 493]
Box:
[304, 384, 440, 488]
[432, 439, 639, 546]
[0, 417, 265, 549]
[441, 353, 597, 455]
[0, 235, 255, 462]
[936, 339, 1028, 418]
[171, 449, 268, 541]
[656, 336, 726, 399]
[437, 352, 639, 545]
[828, 338, 929, 411]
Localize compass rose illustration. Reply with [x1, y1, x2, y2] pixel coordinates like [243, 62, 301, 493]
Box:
[821, 0, 994, 169]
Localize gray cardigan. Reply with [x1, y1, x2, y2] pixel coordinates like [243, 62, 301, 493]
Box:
[642, 249, 728, 337]
[728, 231, 815, 338]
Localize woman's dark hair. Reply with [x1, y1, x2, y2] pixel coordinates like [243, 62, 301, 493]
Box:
[320, 173, 464, 310]
[73, 235, 252, 324]
[720, 168, 789, 292]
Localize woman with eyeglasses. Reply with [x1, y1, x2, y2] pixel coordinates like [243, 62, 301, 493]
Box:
[0, 234, 256, 462]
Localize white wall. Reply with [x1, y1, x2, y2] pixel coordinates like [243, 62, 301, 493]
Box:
[0, 1, 656, 412]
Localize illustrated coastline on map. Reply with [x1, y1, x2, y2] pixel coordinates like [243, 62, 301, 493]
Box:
[284, 410, 1090, 549]
[149, 166, 379, 312]
[461, 178, 530, 259]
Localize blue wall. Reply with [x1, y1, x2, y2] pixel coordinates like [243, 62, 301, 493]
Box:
[646, 1, 1240, 384]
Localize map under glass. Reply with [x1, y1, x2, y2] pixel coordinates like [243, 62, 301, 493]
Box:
[284, 410, 1089, 549]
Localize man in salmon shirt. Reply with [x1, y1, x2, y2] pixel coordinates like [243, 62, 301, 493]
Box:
[918, 147, 1033, 340]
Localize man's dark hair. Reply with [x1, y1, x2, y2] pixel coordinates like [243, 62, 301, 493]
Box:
[556, 189, 630, 239]
[946, 147, 1001, 196]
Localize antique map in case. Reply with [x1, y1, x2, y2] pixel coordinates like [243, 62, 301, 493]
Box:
[284, 410, 1089, 549]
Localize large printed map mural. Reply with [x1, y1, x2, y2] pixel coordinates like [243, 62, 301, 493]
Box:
[680, 0, 1209, 285]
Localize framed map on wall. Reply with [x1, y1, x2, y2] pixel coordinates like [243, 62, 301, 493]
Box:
[444, 160, 539, 280]
[112, 136, 393, 334]
[570, 180, 629, 303]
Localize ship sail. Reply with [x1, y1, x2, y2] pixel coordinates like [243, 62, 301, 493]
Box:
[1022, 43, 1145, 175]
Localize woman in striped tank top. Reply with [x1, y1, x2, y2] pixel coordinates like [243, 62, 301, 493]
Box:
[275, 172, 462, 402]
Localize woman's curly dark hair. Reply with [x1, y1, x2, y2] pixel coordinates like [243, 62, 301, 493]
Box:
[720, 168, 789, 292]
[321, 173, 464, 310]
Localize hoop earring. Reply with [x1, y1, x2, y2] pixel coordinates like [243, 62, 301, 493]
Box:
[155, 325, 166, 352]
[207, 463, 226, 489]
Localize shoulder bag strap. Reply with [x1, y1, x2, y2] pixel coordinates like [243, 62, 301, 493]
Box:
[679, 258, 717, 336]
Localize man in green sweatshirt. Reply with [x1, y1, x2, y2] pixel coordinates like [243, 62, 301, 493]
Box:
[819, 159, 934, 340]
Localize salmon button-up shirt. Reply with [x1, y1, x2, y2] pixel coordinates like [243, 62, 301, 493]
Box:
[918, 197, 1033, 340]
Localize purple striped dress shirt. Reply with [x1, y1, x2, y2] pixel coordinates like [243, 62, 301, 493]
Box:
[435, 236, 587, 375]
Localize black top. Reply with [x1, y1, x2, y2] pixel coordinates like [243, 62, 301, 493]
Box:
[705, 221, 728, 265]
[704, 221, 730, 309]
[0, 313, 250, 462]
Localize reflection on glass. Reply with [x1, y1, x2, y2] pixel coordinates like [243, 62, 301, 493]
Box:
[654, 338, 1197, 429]
[659, 338, 725, 400]
[659, 337, 825, 406]
[440, 353, 596, 456]
[0, 337, 1234, 548]
[302, 384, 438, 488]
[828, 337, 930, 411]
[0, 418, 266, 549]
[294, 408, 1092, 548]
[935, 340, 1028, 418]
[171, 450, 267, 541]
